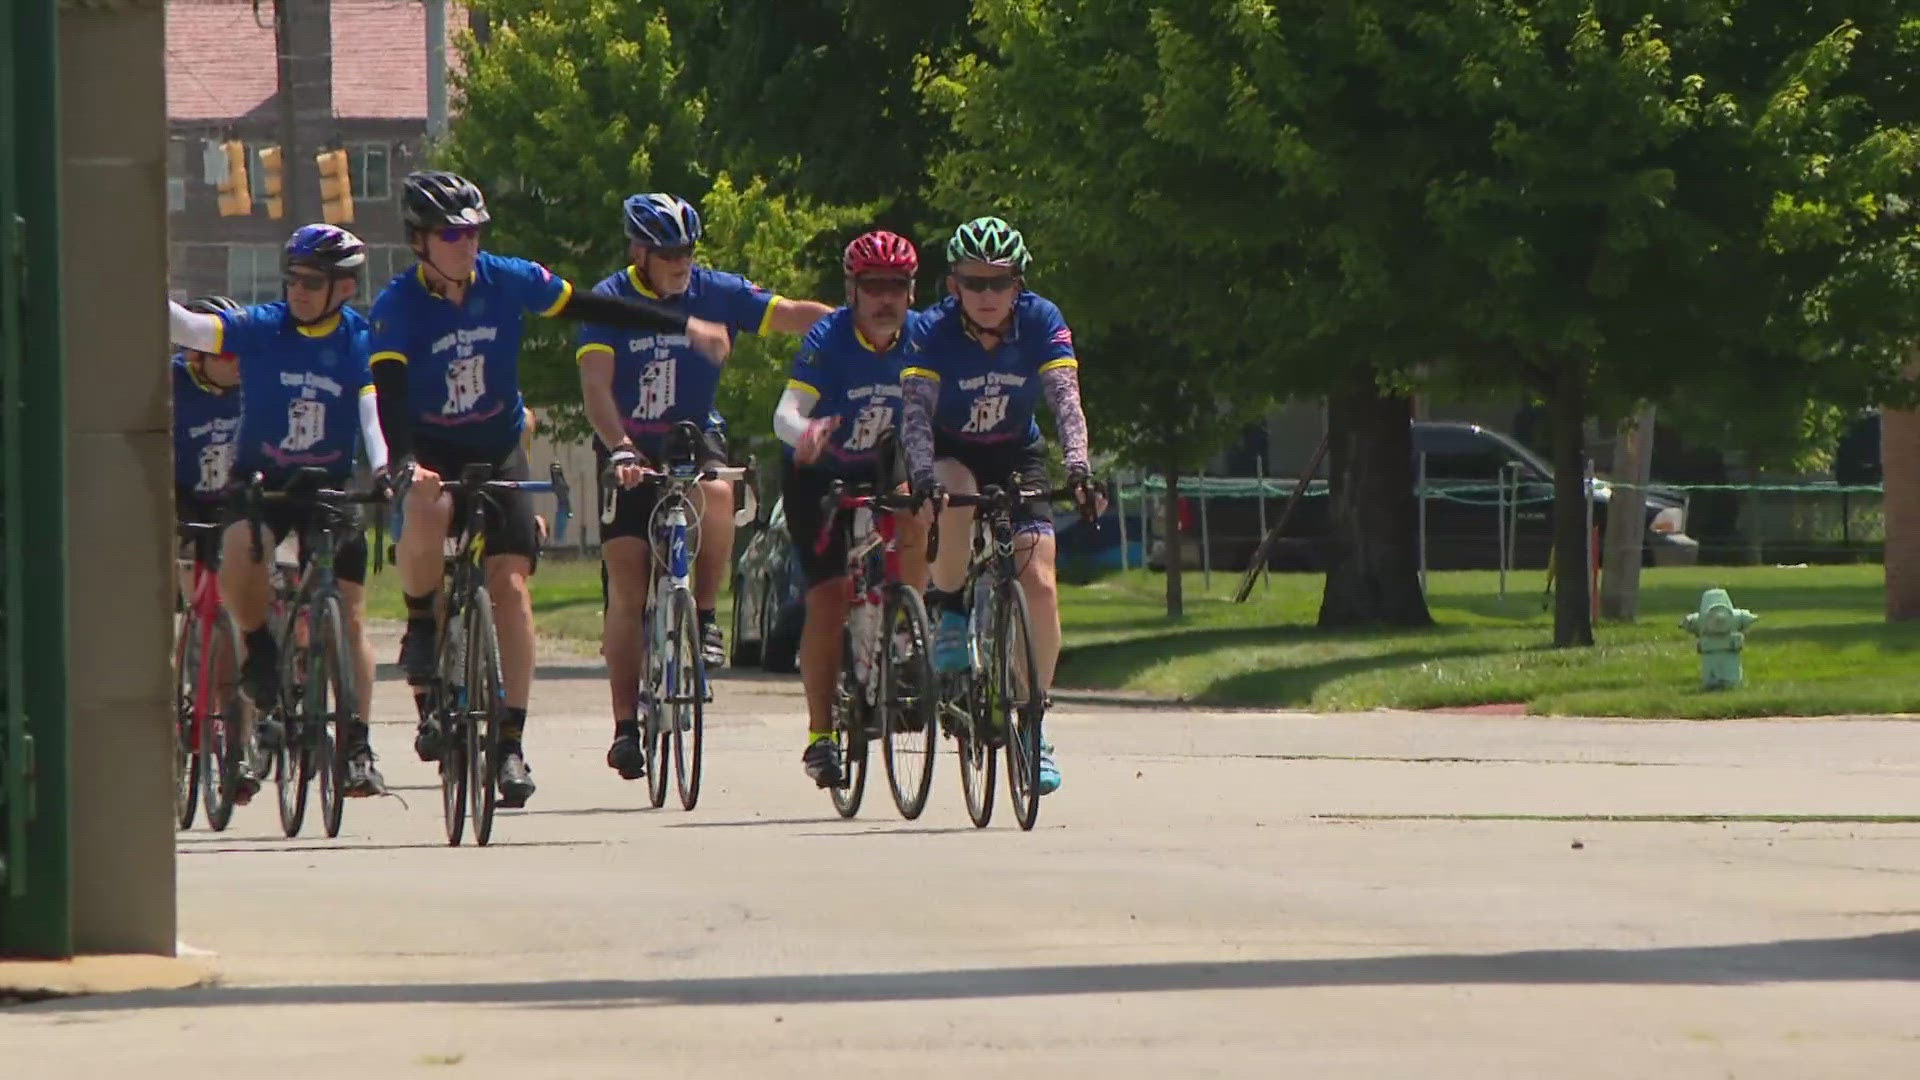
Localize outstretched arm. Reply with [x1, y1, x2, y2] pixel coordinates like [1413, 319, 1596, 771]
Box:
[901, 370, 940, 487]
[1039, 363, 1090, 472]
[168, 300, 223, 354]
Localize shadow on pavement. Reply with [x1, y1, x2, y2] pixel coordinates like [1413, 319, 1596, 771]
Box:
[21, 931, 1920, 1013]
[175, 840, 602, 855]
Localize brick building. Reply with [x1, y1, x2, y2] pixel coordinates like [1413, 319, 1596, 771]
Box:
[166, 0, 463, 304]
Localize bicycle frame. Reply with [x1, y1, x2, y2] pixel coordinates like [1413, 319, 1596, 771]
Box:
[816, 484, 918, 701]
[178, 528, 227, 757]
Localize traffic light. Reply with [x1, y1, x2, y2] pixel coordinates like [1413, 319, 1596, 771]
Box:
[315, 147, 354, 225]
[257, 145, 285, 219]
[215, 139, 251, 217]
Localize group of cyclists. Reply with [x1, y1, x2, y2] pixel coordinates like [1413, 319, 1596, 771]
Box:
[170, 168, 1096, 815]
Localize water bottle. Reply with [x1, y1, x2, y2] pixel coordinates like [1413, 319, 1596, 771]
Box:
[447, 616, 466, 690]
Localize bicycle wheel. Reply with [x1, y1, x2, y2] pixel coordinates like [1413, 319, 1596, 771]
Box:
[667, 588, 706, 811]
[880, 584, 937, 820]
[992, 581, 1044, 831]
[201, 607, 245, 832]
[436, 687, 467, 847]
[956, 700, 996, 829]
[315, 596, 352, 839]
[174, 608, 202, 830]
[466, 587, 504, 846]
[274, 607, 312, 837]
[830, 624, 869, 818]
[644, 587, 671, 809]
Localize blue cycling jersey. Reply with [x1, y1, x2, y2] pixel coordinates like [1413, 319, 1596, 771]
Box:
[903, 292, 1077, 446]
[368, 251, 571, 453]
[171, 355, 241, 497]
[786, 308, 916, 476]
[212, 302, 373, 484]
[575, 264, 777, 456]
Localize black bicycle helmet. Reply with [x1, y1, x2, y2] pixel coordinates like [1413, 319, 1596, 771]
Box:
[184, 294, 244, 316]
[402, 170, 491, 229]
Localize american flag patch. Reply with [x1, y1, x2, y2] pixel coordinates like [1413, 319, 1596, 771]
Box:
[1050, 326, 1073, 347]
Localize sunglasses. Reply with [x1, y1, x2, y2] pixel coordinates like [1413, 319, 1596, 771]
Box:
[955, 273, 1019, 294]
[284, 270, 333, 292]
[649, 245, 696, 263]
[855, 277, 913, 297]
[435, 225, 482, 243]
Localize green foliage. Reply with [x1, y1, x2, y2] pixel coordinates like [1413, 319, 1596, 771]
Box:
[439, 0, 861, 448]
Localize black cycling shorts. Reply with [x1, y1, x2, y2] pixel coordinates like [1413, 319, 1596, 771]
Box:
[596, 428, 730, 544]
[221, 493, 369, 586]
[935, 432, 1053, 532]
[415, 433, 540, 568]
[782, 457, 887, 586]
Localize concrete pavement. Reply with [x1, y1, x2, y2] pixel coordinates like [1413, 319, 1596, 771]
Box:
[7, 626, 1920, 1077]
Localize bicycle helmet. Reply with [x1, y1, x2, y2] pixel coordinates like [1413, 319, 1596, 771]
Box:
[623, 193, 703, 247]
[284, 223, 367, 274]
[945, 216, 1030, 273]
[843, 230, 918, 278]
[402, 170, 491, 229]
[184, 294, 244, 316]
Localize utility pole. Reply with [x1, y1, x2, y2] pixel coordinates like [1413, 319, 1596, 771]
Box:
[274, 0, 333, 225]
[426, 0, 448, 140]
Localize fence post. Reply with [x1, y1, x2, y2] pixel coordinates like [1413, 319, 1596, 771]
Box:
[1115, 470, 1130, 572]
[1416, 451, 1428, 596]
[1497, 463, 1509, 599]
[1254, 454, 1269, 593]
[1198, 468, 1212, 592]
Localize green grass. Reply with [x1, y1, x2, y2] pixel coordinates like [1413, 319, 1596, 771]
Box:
[1052, 565, 1920, 718]
[371, 557, 1920, 718]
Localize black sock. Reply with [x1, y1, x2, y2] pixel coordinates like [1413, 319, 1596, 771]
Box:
[698, 608, 717, 625]
[925, 589, 962, 617]
[502, 707, 527, 746]
[614, 718, 639, 739]
[245, 626, 276, 659]
[403, 591, 437, 623]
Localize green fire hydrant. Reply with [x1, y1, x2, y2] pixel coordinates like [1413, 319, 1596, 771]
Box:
[1681, 587, 1757, 690]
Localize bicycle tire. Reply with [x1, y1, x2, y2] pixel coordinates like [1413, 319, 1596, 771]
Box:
[438, 691, 468, 847]
[174, 609, 202, 830]
[956, 702, 996, 829]
[316, 596, 351, 839]
[201, 606, 245, 832]
[994, 581, 1044, 831]
[880, 584, 937, 820]
[467, 587, 503, 846]
[830, 623, 869, 818]
[274, 605, 312, 837]
[668, 588, 706, 811]
[644, 581, 671, 810]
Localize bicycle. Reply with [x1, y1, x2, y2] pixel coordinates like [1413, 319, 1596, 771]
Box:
[395, 461, 570, 847]
[937, 482, 1097, 831]
[811, 481, 938, 820]
[174, 521, 248, 832]
[239, 468, 388, 840]
[602, 421, 753, 812]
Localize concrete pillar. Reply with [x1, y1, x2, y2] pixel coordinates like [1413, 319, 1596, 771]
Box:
[60, 1, 175, 954]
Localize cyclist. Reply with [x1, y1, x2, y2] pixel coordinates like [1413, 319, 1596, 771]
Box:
[172, 294, 244, 603]
[900, 217, 1097, 797]
[166, 224, 391, 797]
[772, 230, 929, 788]
[581, 192, 832, 780]
[372, 171, 732, 808]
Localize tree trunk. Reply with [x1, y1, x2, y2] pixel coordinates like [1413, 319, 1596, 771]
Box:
[1598, 403, 1655, 621]
[1317, 370, 1433, 628]
[1162, 456, 1184, 618]
[1884, 359, 1920, 619]
[1550, 364, 1595, 646]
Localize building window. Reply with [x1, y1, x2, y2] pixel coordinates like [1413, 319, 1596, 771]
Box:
[350, 143, 391, 200]
[226, 244, 282, 305]
[167, 138, 187, 213]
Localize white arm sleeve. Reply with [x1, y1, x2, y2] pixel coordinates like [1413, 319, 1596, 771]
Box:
[359, 389, 390, 473]
[169, 300, 223, 354]
[773, 383, 820, 448]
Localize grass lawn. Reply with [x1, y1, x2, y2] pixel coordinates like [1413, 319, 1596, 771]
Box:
[369, 556, 1920, 718]
[1053, 564, 1920, 718]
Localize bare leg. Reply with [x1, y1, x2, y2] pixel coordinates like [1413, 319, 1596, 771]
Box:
[485, 553, 536, 711]
[929, 458, 978, 594]
[1015, 530, 1061, 690]
[799, 578, 850, 736]
[602, 537, 651, 722]
[693, 478, 735, 613]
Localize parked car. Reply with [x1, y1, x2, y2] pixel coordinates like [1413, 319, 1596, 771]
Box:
[730, 496, 806, 673]
[1139, 420, 1699, 571]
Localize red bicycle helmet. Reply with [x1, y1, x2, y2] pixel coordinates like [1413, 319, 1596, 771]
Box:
[843, 230, 918, 278]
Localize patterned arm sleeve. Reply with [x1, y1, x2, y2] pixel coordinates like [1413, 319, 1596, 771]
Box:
[901, 371, 940, 486]
[1040, 364, 1090, 471]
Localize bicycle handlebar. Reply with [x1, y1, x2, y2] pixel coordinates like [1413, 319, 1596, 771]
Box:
[390, 461, 573, 549]
[812, 480, 924, 557]
[600, 457, 758, 529]
[233, 468, 389, 565]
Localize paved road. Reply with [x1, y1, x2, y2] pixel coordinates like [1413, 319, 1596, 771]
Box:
[9, 626, 1920, 1077]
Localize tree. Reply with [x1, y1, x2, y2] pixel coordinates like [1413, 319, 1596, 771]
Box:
[937, 0, 1920, 645]
[439, 0, 866, 453]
